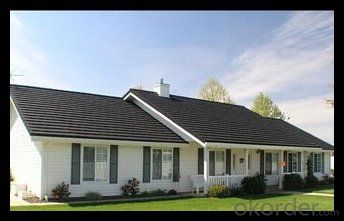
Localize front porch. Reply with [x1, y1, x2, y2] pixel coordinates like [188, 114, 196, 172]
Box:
[193, 145, 325, 194]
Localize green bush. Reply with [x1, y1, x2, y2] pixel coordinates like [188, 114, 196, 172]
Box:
[151, 189, 167, 196]
[328, 177, 334, 184]
[241, 173, 266, 195]
[230, 187, 244, 196]
[305, 175, 319, 188]
[51, 182, 71, 201]
[167, 189, 178, 195]
[84, 192, 102, 200]
[207, 185, 230, 198]
[121, 178, 140, 196]
[283, 173, 305, 190]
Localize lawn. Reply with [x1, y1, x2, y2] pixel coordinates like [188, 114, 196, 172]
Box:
[11, 193, 334, 211]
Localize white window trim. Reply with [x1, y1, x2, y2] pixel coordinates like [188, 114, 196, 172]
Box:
[151, 147, 174, 181]
[80, 145, 110, 183]
[313, 153, 322, 174]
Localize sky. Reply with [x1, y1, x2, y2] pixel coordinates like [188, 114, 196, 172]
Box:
[10, 11, 334, 148]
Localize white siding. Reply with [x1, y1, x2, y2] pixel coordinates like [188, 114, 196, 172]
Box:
[43, 143, 198, 198]
[10, 102, 42, 198]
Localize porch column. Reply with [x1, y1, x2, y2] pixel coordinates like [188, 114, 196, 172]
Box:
[203, 145, 209, 194]
[279, 150, 284, 190]
[245, 149, 249, 176]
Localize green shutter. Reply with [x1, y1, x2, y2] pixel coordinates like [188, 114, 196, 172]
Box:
[297, 152, 302, 172]
[226, 149, 231, 175]
[321, 153, 325, 173]
[209, 151, 215, 176]
[71, 143, 81, 184]
[260, 150, 265, 175]
[198, 148, 204, 174]
[143, 146, 151, 183]
[283, 151, 288, 173]
[310, 153, 314, 173]
[109, 145, 118, 184]
[173, 148, 180, 182]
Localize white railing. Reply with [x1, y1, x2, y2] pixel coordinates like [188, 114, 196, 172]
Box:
[208, 175, 246, 188]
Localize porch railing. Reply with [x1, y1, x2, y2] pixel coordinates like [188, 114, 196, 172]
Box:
[208, 175, 246, 188]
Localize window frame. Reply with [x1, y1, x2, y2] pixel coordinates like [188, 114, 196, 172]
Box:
[151, 147, 174, 181]
[81, 145, 110, 183]
[313, 153, 322, 173]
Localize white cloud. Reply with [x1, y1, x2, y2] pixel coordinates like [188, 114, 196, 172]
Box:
[279, 94, 334, 145]
[224, 11, 334, 103]
[10, 13, 71, 90]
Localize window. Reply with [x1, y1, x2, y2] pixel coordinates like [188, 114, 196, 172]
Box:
[83, 146, 108, 181]
[215, 151, 225, 175]
[313, 153, 322, 173]
[248, 154, 251, 170]
[287, 153, 298, 173]
[265, 153, 278, 175]
[153, 149, 173, 180]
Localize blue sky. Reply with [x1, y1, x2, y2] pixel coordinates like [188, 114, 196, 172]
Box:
[10, 11, 334, 147]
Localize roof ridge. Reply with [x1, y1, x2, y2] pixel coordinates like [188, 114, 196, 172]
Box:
[10, 84, 123, 100]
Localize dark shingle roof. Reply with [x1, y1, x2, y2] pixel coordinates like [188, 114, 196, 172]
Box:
[10, 85, 186, 143]
[127, 89, 333, 150]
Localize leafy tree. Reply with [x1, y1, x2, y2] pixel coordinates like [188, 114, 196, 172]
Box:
[251, 92, 285, 120]
[198, 77, 234, 104]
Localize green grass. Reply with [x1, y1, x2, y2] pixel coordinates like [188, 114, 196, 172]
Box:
[11, 193, 334, 211]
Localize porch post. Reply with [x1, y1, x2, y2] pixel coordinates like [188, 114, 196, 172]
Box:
[245, 149, 248, 176]
[203, 145, 209, 194]
[279, 150, 284, 190]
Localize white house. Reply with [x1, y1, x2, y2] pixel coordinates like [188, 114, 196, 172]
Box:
[10, 81, 334, 199]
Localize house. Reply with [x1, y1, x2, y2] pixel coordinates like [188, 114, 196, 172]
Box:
[10, 81, 334, 199]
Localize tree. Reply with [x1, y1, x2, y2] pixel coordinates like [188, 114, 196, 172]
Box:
[251, 92, 286, 120]
[198, 77, 234, 104]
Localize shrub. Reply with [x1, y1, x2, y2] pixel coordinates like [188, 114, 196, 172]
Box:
[328, 177, 334, 184]
[230, 187, 244, 196]
[283, 173, 305, 190]
[121, 178, 140, 196]
[167, 189, 178, 195]
[151, 189, 167, 196]
[305, 175, 319, 188]
[322, 174, 329, 185]
[241, 173, 266, 195]
[51, 182, 71, 201]
[85, 192, 102, 200]
[207, 185, 230, 198]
